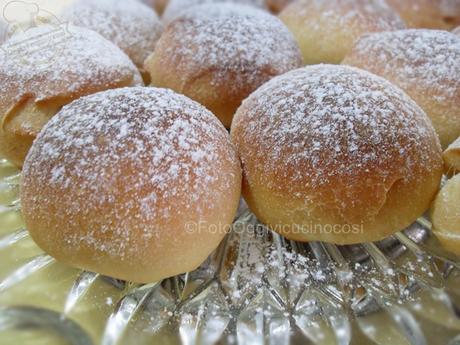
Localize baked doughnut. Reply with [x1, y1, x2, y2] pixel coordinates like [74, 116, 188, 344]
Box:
[279, 0, 405, 64]
[265, 0, 294, 13]
[21, 87, 242, 283]
[386, 0, 460, 30]
[444, 137, 460, 174]
[162, 0, 267, 24]
[0, 25, 142, 168]
[231, 64, 443, 245]
[431, 174, 460, 255]
[343, 29, 460, 149]
[139, 0, 169, 15]
[146, 3, 302, 128]
[454, 26, 460, 36]
[62, 0, 163, 78]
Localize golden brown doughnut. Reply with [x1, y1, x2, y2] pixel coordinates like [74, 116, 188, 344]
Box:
[0, 24, 142, 168]
[162, 0, 267, 24]
[278, 0, 405, 65]
[21, 87, 242, 283]
[386, 0, 460, 30]
[146, 3, 302, 128]
[431, 174, 460, 255]
[444, 137, 460, 174]
[62, 0, 163, 76]
[231, 65, 443, 245]
[343, 29, 460, 149]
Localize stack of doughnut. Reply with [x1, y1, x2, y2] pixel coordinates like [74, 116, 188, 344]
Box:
[385, 0, 460, 30]
[279, 0, 405, 64]
[1, 0, 457, 282]
[0, 25, 141, 168]
[62, 0, 163, 81]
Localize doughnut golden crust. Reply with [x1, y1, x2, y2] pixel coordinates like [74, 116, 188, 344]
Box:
[386, 0, 460, 30]
[343, 29, 460, 149]
[162, 0, 267, 24]
[62, 0, 163, 71]
[278, 0, 405, 65]
[231, 65, 443, 245]
[21, 87, 242, 283]
[444, 137, 460, 174]
[146, 3, 302, 128]
[431, 175, 460, 255]
[0, 25, 142, 168]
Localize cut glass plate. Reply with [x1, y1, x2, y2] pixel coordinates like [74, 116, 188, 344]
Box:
[1, 158, 460, 345]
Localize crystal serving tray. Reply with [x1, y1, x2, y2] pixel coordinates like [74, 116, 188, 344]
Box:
[1, 157, 460, 345]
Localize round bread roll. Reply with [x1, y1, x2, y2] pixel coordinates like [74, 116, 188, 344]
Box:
[146, 3, 302, 128]
[139, 0, 170, 15]
[62, 0, 163, 78]
[162, 0, 267, 24]
[278, 0, 405, 65]
[454, 26, 460, 36]
[265, 0, 294, 13]
[21, 87, 242, 283]
[343, 29, 460, 149]
[0, 24, 142, 168]
[443, 137, 460, 174]
[431, 174, 460, 255]
[385, 0, 460, 30]
[231, 64, 443, 245]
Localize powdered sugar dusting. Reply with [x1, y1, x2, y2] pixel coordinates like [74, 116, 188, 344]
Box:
[62, 0, 163, 68]
[156, 3, 301, 94]
[22, 87, 239, 259]
[454, 26, 460, 36]
[162, 0, 267, 24]
[345, 30, 460, 99]
[295, 0, 404, 33]
[232, 65, 441, 210]
[0, 24, 142, 116]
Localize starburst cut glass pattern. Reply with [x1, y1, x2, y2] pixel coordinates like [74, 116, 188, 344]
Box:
[1, 158, 460, 345]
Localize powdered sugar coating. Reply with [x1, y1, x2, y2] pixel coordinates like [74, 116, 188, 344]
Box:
[162, 0, 267, 24]
[22, 87, 240, 260]
[0, 24, 142, 117]
[385, 0, 460, 30]
[152, 3, 301, 96]
[279, 0, 405, 64]
[344, 30, 460, 99]
[343, 29, 460, 148]
[62, 0, 163, 68]
[232, 64, 441, 204]
[293, 0, 404, 30]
